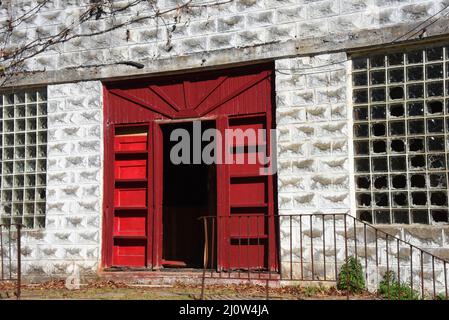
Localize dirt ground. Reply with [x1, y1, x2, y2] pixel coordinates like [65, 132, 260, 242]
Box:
[0, 280, 378, 300]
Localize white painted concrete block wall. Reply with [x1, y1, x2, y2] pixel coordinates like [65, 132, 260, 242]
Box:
[19, 81, 103, 280]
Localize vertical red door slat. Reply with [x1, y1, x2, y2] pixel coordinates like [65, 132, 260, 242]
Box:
[111, 124, 150, 267]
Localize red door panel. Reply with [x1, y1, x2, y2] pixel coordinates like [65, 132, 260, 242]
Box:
[103, 63, 277, 271]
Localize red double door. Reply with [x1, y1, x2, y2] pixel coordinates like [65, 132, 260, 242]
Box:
[102, 63, 278, 271]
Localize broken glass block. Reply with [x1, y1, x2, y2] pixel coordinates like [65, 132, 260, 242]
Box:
[429, 173, 447, 188]
[412, 210, 428, 224]
[411, 174, 426, 188]
[427, 154, 446, 170]
[375, 193, 389, 207]
[353, 106, 368, 120]
[388, 69, 404, 83]
[375, 210, 391, 224]
[374, 175, 388, 189]
[391, 174, 407, 189]
[370, 55, 385, 67]
[372, 157, 388, 172]
[407, 84, 424, 98]
[411, 191, 427, 206]
[358, 211, 373, 223]
[372, 123, 386, 136]
[427, 82, 444, 97]
[392, 192, 408, 207]
[408, 138, 424, 152]
[393, 210, 409, 223]
[389, 121, 405, 135]
[430, 192, 447, 206]
[372, 140, 386, 153]
[355, 158, 370, 172]
[426, 63, 443, 79]
[357, 193, 371, 207]
[389, 104, 404, 117]
[427, 136, 445, 151]
[431, 210, 448, 223]
[427, 118, 444, 133]
[354, 141, 369, 155]
[371, 105, 386, 119]
[356, 176, 370, 189]
[407, 66, 423, 81]
[353, 89, 368, 103]
[353, 72, 368, 86]
[426, 47, 443, 61]
[390, 156, 406, 171]
[389, 86, 404, 100]
[371, 88, 386, 102]
[370, 70, 385, 85]
[407, 101, 424, 116]
[354, 123, 369, 137]
[410, 155, 425, 170]
[390, 139, 405, 153]
[408, 119, 424, 134]
[427, 100, 443, 114]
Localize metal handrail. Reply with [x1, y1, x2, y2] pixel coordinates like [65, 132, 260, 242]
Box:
[0, 223, 22, 299]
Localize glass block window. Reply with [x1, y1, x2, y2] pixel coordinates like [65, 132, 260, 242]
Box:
[0, 89, 47, 228]
[352, 45, 449, 224]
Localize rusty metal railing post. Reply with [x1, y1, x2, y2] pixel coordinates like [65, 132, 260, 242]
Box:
[16, 224, 21, 300]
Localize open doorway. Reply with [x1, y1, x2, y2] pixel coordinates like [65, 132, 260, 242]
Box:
[161, 121, 216, 268]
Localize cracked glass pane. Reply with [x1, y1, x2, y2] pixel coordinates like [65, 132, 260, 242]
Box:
[408, 119, 424, 134]
[357, 193, 371, 206]
[388, 53, 404, 66]
[389, 121, 405, 135]
[372, 157, 388, 172]
[427, 154, 446, 170]
[355, 158, 370, 172]
[354, 89, 368, 103]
